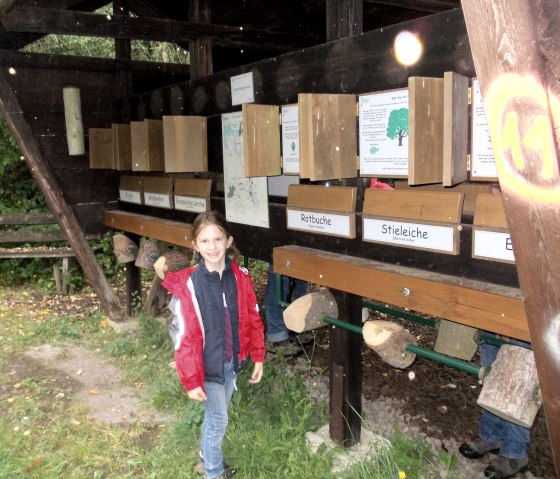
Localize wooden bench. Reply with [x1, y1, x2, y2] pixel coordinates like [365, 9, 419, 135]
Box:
[0, 212, 100, 294]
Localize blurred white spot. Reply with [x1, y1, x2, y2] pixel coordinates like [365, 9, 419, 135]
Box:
[394, 31, 423, 66]
[408, 371, 416, 380]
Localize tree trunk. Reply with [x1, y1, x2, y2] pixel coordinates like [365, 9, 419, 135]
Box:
[283, 289, 338, 333]
[461, 0, 560, 469]
[363, 319, 416, 368]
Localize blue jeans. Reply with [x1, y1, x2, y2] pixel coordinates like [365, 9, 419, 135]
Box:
[264, 265, 307, 342]
[479, 343, 531, 459]
[201, 360, 236, 479]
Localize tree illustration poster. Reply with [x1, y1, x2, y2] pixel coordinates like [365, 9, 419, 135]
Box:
[221, 111, 270, 228]
[280, 104, 300, 175]
[359, 89, 409, 177]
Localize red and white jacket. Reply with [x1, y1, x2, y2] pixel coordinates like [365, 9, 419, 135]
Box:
[162, 260, 265, 393]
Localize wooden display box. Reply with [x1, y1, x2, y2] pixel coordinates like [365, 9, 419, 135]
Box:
[119, 175, 143, 205]
[112, 123, 132, 171]
[174, 177, 212, 213]
[286, 184, 357, 238]
[242, 104, 281, 177]
[362, 189, 464, 255]
[298, 93, 357, 181]
[163, 116, 208, 173]
[131, 119, 165, 172]
[143, 176, 174, 209]
[89, 127, 113, 169]
[472, 194, 514, 264]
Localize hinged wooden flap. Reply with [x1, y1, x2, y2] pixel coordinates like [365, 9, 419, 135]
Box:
[174, 177, 212, 197]
[89, 128, 113, 169]
[142, 176, 173, 194]
[363, 189, 463, 223]
[131, 119, 165, 172]
[242, 104, 281, 177]
[298, 93, 357, 181]
[287, 184, 357, 213]
[474, 194, 508, 228]
[112, 123, 132, 171]
[162, 115, 208, 173]
[443, 72, 469, 186]
[119, 175, 143, 191]
[408, 76, 444, 185]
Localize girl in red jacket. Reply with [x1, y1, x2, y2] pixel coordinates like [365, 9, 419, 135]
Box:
[162, 211, 265, 479]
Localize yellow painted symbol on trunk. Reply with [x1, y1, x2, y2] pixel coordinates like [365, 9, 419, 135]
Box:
[485, 74, 560, 203]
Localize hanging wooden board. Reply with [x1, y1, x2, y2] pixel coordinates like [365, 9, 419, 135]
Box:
[162, 115, 208, 173]
[89, 127, 113, 169]
[143, 176, 174, 209]
[472, 194, 515, 264]
[242, 104, 281, 177]
[131, 119, 165, 172]
[119, 175, 143, 205]
[286, 184, 357, 238]
[298, 93, 357, 181]
[408, 76, 444, 185]
[443, 72, 469, 186]
[362, 189, 464, 255]
[174, 177, 212, 213]
[112, 123, 132, 171]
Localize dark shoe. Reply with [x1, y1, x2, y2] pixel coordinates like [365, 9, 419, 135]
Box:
[196, 459, 236, 477]
[266, 339, 302, 356]
[459, 436, 501, 459]
[484, 455, 529, 478]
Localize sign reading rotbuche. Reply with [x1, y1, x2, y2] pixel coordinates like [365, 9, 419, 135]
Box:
[286, 184, 357, 239]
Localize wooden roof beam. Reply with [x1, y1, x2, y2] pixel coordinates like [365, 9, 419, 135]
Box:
[364, 0, 461, 13]
[1, 6, 310, 52]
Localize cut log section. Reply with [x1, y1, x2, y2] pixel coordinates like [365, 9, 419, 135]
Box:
[283, 289, 338, 333]
[134, 238, 160, 269]
[477, 344, 541, 428]
[112, 233, 138, 263]
[363, 319, 417, 368]
[154, 250, 190, 279]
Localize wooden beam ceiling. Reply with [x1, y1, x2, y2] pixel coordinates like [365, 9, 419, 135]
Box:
[364, 0, 460, 13]
[1, 6, 316, 53]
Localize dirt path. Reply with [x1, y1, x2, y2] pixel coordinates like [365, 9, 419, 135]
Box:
[10, 343, 169, 425]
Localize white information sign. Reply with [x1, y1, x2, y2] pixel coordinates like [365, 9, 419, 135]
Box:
[473, 229, 515, 263]
[359, 89, 409, 177]
[175, 195, 208, 213]
[471, 79, 498, 179]
[119, 189, 142, 205]
[144, 192, 172, 209]
[363, 218, 457, 254]
[230, 71, 254, 106]
[287, 208, 354, 238]
[281, 104, 300, 174]
[222, 111, 269, 228]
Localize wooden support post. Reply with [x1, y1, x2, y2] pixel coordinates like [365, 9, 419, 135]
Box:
[461, 0, 560, 472]
[329, 289, 362, 446]
[0, 72, 124, 321]
[113, 0, 131, 122]
[326, 0, 363, 41]
[188, 0, 212, 81]
[125, 233, 142, 316]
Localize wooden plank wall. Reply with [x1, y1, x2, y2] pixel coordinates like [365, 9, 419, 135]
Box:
[119, 9, 520, 289]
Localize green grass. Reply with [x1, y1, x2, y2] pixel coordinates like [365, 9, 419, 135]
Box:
[0, 286, 459, 478]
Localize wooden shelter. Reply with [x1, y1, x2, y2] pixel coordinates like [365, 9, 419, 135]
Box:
[0, 1, 559, 475]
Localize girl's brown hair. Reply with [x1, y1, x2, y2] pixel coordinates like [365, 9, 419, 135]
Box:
[192, 210, 239, 260]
